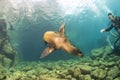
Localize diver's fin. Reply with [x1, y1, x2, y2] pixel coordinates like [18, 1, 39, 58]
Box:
[59, 22, 65, 34]
[40, 47, 55, 58]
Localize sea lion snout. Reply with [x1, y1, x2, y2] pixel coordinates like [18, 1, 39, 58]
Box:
[72, 49, 84, 57]
[77, 52, 84, 57]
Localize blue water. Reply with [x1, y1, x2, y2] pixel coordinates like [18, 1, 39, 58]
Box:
[3, 0, 120, 61]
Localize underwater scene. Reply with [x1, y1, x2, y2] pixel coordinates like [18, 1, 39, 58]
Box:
[0, 0, 120, 80]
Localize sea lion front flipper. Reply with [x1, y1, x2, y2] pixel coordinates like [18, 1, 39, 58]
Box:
[59, 22, 65, 35]
[40, 46, 55, 58]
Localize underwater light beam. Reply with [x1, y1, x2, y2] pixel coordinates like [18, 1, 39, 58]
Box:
[57, 0, 112, 17]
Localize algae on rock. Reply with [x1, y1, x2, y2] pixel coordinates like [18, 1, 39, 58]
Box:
[0, 19, 16, 68]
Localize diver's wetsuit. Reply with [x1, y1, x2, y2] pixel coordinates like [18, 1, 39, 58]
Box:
[105, 16, 120, 32]
[105, 16, 120, 47]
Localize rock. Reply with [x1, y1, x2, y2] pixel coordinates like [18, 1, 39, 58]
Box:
[106, 76, 113, 80]
[67, 67, 81, 78]
[80, 65, 92, 74]
[0, 37, 4, 47]
[107, 55, 115, 62]
[48, 71, 56, 77]
[92, 60, 100, 66]
[0, 65, 7, 80]
[78, 56, 93, 63]
[103, 46, 112, 54]
[78, 75, 92, 80]
[0, 19, 16, 68]
[22, 75, 38, 80]
[68, 67, 75, 75]
[114, 77, 120, 80]
[91, 47, 104, 59]
[73, 67, 81, 78]
[91, 68, 107, 79]
[6, 71, 26, 80]
[78, 75, 84, 80]
[54, 64, 61, 70]
[39, 75, 62, 80]
[91, 46, 112, 59]
[58, 70, 68, 78]
[40, 68, 49, 74]
[0, 74, 6, 80]
[84, 75, 92, 80]
[113, 56, 120, 61]
[106, 61, 116, 67]
[107, 66, 119, 79]
[3, 40, 13, 54]
[21, 66, 33, 72]
[0, 19, 7, 37]
[65, 75, 72, 80]
[116, 60, 120, 65]
[71, 78, 77, 80]
[43, 63, 54, 70]
[98, 60, 106, 66]
[2, 57, 13, 68]
[0, 54, 4, 66]
[119, 64, 120, 69]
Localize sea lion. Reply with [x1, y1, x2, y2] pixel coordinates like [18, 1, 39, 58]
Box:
[40, 23, 83, 58]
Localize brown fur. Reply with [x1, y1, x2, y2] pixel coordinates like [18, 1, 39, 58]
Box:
[40, 23, 83, 58]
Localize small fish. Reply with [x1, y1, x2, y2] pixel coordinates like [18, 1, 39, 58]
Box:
[40, 23, 83, 58]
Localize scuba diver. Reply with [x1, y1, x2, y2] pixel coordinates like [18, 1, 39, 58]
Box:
[100, 13, 120, 55]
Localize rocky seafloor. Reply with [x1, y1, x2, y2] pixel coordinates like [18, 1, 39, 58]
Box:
[0, 53, 120, 80]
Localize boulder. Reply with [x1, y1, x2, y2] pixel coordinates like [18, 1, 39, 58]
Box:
[91, 68, 107, 79]
[80, 65, 92, 74]
[73, 67, 81, 78]
[0, 19, 16, 68]
[84, 75, 92, 80]
[90, 46, 112, 59]
[114, 77, 120, 80]
[107, 66, 119, 79]
[106, 61, 116, 67]
[91, 47, 104, 58]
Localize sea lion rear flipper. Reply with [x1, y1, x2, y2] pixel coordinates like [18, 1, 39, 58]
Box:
[40, 47, 55, 58]
[59, 22, 65, 35]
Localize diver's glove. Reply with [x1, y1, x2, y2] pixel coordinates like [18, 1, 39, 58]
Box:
[100, 29, 106, 32]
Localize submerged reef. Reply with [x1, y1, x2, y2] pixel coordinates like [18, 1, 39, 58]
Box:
[0, 19, 16, 68]
[0, 46, 119, 80]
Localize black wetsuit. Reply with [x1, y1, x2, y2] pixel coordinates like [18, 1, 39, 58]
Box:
[105, 16, 120, 33]
[105, 16, 120, 48]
